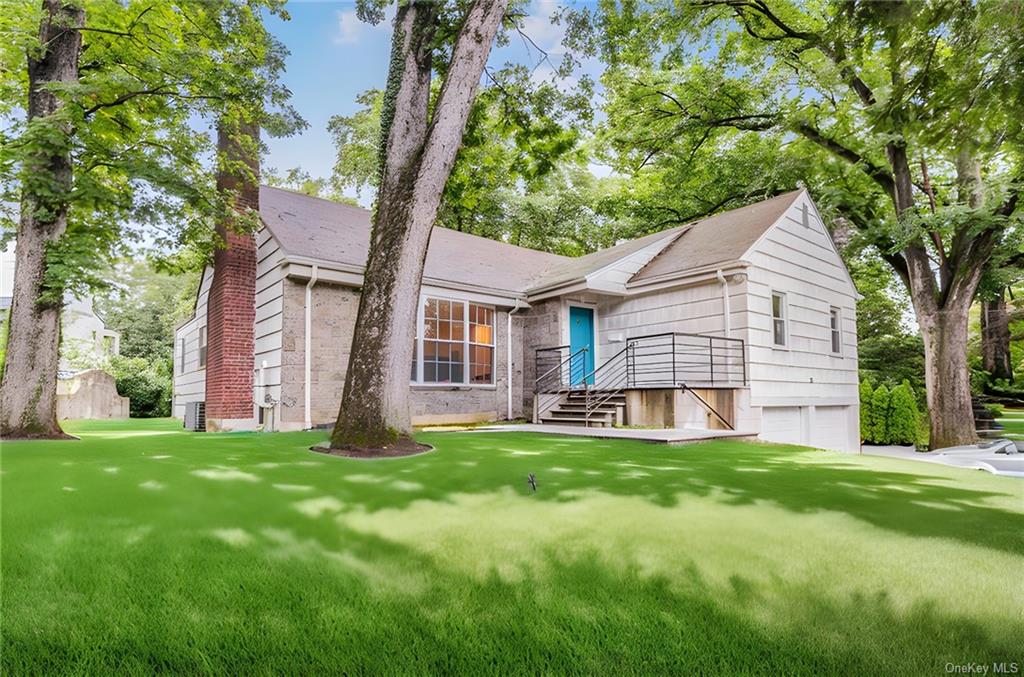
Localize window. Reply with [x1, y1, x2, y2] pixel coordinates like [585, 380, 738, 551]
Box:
[198, 326, 208, 367]
[422, 298, 464, 383]
[829, 307, 842, 355]
[771, 292, 787, 347]
[413, 297, 494, 385]
[179, 338, 186, 374]
[469, 305, 494, 383]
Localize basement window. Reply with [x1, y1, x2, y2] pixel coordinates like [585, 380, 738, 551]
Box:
[771, 292, 788, 347]
[413, 297, 494, 385]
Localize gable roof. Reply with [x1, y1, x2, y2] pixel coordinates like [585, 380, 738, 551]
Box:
[630, 190, 803, 284]
[260, 186, 568, 295]
[527, 226, 687, 294]
[259, 185, 808, 299]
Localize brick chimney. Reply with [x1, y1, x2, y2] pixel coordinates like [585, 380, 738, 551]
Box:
[204, 120, 259, 432]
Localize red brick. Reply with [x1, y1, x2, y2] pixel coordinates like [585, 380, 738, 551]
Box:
[205, 121, 259, 422]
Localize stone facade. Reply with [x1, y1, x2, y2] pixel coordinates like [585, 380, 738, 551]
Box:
[409, 305, 521, 424]
[278, 279, 524, 428]
[519, 299, 562, 415]
[279, 279, 358, 426]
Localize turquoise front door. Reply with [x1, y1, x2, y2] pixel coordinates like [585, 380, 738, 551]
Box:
[569, 306, 595, 385]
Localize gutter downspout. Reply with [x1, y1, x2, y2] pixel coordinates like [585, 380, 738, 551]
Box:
[304, 264, 319, 430]
[507, 300, 523, 420]
[716, 269, 731, 338]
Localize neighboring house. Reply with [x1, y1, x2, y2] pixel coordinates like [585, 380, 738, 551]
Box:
[174, 186, 860, 451]
[0, 243, 120, 376]
[59, 295, 121, 375]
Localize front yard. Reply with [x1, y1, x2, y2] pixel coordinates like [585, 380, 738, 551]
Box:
[998, 408, 1024, 439]
[2, 419, 1021, 674]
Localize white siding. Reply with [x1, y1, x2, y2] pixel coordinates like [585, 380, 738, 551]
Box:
[253, 228, 286, 419]
[170, 227, 287, 421]
[594, 277, 748, 368]
[742, 195, 860, 451]
[172, 266, 214, 418]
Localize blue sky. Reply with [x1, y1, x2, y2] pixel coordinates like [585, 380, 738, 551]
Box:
[263, 1, 598, 204]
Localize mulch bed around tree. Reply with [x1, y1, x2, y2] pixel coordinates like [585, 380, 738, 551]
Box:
[4, 432, 79, 441]
[310, 438, 433, 459]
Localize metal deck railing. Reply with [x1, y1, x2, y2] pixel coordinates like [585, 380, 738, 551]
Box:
[533, 332, 746, 428]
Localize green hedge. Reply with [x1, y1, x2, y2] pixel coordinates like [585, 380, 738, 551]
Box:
[108, 356, 172, 418]
[860, 379, 921, 446]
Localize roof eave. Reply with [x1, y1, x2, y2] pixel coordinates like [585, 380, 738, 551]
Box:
[525, 279, 590, 302]
[626, 260, 750, 291]
[282, 256, 532, 305]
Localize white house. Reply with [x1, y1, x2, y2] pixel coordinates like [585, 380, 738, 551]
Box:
[174, 186, 860, 451]
[0, 243, 121, 376]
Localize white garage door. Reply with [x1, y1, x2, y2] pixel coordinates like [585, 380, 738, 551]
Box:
[760, 406, 802, 445]
[811, 406, 851, 452]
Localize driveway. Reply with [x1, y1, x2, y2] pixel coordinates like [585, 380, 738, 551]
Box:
[863, 442, 1024, 478]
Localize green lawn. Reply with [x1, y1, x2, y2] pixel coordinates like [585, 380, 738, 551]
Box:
[997, 408, 1024, 438]
[2, 419, 1022, 674]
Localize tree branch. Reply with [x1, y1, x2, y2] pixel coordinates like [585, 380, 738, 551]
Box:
[792, 121, 895, 197]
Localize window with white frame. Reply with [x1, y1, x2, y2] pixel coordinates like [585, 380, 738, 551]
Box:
[468, 304, 494, 383]
[413, 297, 494, 385]
[771, 292, 787, 347]
[198, 326, 208, 367]
[179, 338, 186, 374]
[829, 306, 842, 354]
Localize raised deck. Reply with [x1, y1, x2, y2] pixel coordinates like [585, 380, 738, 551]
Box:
[534, 332, 746, 430]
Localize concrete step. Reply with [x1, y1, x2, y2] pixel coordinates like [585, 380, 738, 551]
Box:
[544, 408, 615, 421]
[546, 411, 616, 423]
[565, 393, 625, 404]
[554, 402, 620, 413]
[539, 416, 611, 427]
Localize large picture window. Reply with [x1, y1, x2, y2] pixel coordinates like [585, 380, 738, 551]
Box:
[413, 297, 494, 385]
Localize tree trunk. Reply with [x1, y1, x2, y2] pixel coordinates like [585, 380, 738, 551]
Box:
[981, 292, 1014, 383]
[902, 229, 991, 449]
[330, 0, 508, 449]
[916, 300, 976, 449]
[0, 0, 83, 439]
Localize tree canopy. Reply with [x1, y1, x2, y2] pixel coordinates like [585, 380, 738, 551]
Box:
[0, 0, 304, 299]
[558, 0, 1023, 447]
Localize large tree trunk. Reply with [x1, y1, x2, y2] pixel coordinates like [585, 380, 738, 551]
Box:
[980, 292, 1014, 383]
[330, 0, 508, 449]
[916, 299, 976, 449]
[892, 146, 988, 450]
[0, 0, 83, 439]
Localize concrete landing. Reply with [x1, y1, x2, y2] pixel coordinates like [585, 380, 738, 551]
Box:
[477, 423, 757, 445]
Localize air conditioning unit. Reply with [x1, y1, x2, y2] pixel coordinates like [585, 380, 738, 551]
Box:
[184, 401, 206, 432]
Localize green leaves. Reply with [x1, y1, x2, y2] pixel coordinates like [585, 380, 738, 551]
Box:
[1, 0, 305, 298]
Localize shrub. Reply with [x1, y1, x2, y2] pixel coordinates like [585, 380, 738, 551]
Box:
[984, 402, 1004, 419]
[108, 355, 172, 418]
[859, 379, 874, 442]
[868, 384, 891, 444]
[887, 381, 920, 446]
[858, 334, 925, 405]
